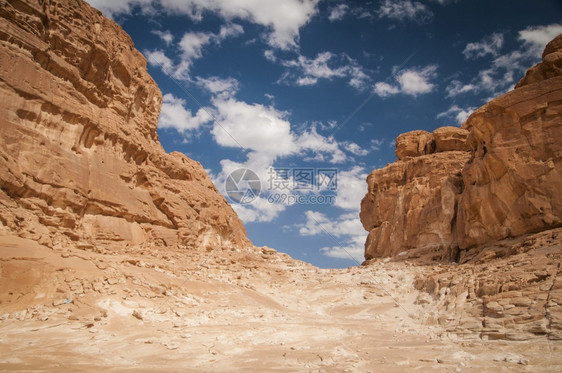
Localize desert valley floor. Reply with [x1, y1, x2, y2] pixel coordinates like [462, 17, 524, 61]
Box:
[1, 234, 560, 372]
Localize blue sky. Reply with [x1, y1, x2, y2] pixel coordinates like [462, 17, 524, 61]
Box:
[87, 0, 562, 268]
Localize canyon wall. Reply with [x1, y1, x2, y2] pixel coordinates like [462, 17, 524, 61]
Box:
[360, 34, 562, 262]
[0, 0, 250, 250]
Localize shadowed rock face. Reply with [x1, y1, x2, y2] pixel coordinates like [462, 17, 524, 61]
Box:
[361, 34, 562, 262]
[0, 0, 250, 250]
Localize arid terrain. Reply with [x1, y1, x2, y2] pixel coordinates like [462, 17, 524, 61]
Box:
[1, 0, 561, 371]
[1, 233, 561, 372]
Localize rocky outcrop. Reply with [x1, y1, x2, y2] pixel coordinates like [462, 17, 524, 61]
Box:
[458, 40, 562, 251]
[412, 228, 562, 341]
[361, 34, 562, 262]
[360, 127, 470, 261]
[0, 0, 250, 250]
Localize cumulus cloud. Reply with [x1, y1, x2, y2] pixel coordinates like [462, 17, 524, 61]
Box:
[430, 0, 458, 4]
[144, 49, 175, 75]
[398, 65, 438, 95]
[328, 4, 349, 22]
[331, 166, 368, 211]
[205, 94, 368, 224]
[374, 64, 438, 97]
[230, 196, 286, 223]
[436, 104, 476, 124]
[370, 138, 385, 151]
[85, 0, 152, 18]
[88, 0, 319, 50]
[283, 52, 347, 80]
[151, 30, 174, 46]
[320, 234, 365, 262]
[298, 211, 366, 262]
[278, 52, 370, 90]
[195, 76, 239, 99]
[159, 93, 212, 133]
[463, 32, 504, 59]
[144, 24, 243, 80]
[445, 80, 477, 98]
[211, 98, 296, 157]
[376, 0, 433, 24]
[374, 82, 400, 97]
[451, 23, 562, 98]
[295, 126, 347, 163]
[519, 23, 562, 52]
[343, 142, 369, 157]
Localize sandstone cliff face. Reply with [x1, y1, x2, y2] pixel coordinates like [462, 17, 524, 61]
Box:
[0, 0, 250, 250]
[361, 35, 562, 262]
[360, 138, 470, 261]
[458, 51, 562, 251]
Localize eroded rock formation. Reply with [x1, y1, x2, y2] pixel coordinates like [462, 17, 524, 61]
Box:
[0, 0, 250, 250]
[361, 34, 562, 262]
[360, 126, 471, 261]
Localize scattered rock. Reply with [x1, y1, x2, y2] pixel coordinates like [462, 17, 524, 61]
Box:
[493, 353, 529, 365]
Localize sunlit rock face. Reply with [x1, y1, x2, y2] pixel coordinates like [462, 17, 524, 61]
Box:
[360, 127, 470, 261]
[361, 34, 562, 262]
[0, 0, 250, 250]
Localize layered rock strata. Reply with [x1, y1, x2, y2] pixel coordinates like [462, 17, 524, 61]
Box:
[361, 35, 562, 262]
[0, 0, 250, 250]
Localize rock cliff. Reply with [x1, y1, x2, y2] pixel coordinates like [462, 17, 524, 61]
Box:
[0, 0, 250, 250]
[360, 35, 562, 342]
[361, 34, 562, 262]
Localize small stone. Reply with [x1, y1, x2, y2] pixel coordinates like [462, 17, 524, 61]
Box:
[132, 310, 143, 320]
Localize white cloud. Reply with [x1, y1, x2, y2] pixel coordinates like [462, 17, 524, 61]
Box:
[370, 139, 385, 151]
[144, 49, 175, 75]
[398, 65, 437, 95]
[282, 52, 347, 79]
[178, 25, 243, 76]
[159, 93, 212, 132]
[87, 0, 318, 49]
[85, 0, 152, 18]
[144, 24, 243, 80]
[519, 23, 562, 52]
[451, 24, 562, 98]
[159, 0, 319, 50]
[231, 196, 286, 223]
[295, 126, 347, 163]
[332, 166, 368, 211]
[195, 76, 239, 99]
[206, 98, 365, 224]
[298, 211, 366, 262]
[212, 98, 296, 158]
[264, 49, 277, 62]
[347, 65, 371, 91]
[151, 30, 174, 46]
[179, 32, 213, 60]
[374, 65, 438, 97]
[218, 23, 244, 39]
[343, 142, 369, 157]
[279, 52, 370, 90]
[295, 76, 318, 86]
[436, 104, 476, 124]
[376, 0, 433, 24]
[430, 0, 458, 4]
[374, 82, 400, 97]
[445, 79, 477, 97]
[463, 32, 504, 59]
[176, 31, 213, 77]
[328, 4, 348, 22]
[320, 234, 365, 262]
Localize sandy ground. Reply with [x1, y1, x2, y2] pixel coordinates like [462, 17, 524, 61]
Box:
[0, 235, 561, 372]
